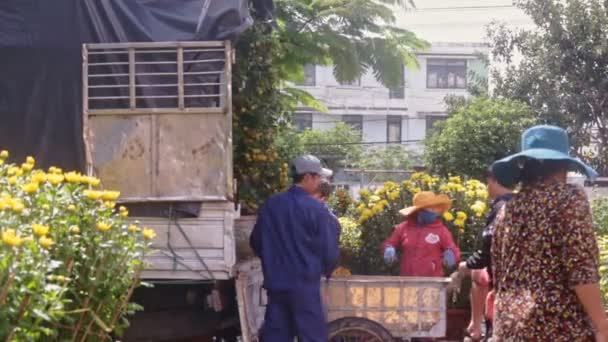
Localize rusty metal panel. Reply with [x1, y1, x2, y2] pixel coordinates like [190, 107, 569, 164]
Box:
[156, 113, 231, 198]
[88, 115, 154, 198]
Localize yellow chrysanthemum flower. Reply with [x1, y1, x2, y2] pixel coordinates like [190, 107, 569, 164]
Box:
[11, 200, 25, 213]
[26, 156, 35, 165]
[128, 224, 141, 233]
[104, 201, 116, 209]
[83, 176, 101, 187]
[443, 212, 455, 222]
[32, 171, 47, 183]
[21, 163, 33, 172]
[47, 174, 65, 185]
[7, 176, 17, 185]
[39, 236, 54, 249]
[369, 195, 381, 204]
[32, 223, 49, 237]
[449, 176, 461, 184]
[2, 229, 22, 247]
[466, 190, 476, 198]
[142, 227, 156, 240]
[476, 190, 489, 200]
[389, 190, 400, 201]
[22, 182, 38, 194]
[456, 211, 468, 220]
[64, 171, 82, 183]
[96, 222, 112, 232]
[0, 150, 9, 159]
[454, 219, 466, 228]
[101, 191, 120, 201]
[83, 190, 103, 200]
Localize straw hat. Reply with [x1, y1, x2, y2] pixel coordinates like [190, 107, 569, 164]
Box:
[399, 191, 452, 217]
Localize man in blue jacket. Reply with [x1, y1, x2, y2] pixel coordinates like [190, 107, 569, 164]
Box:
[250, 154, 340, 342]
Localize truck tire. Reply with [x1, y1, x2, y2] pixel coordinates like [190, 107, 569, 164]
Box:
[328, 317, 394, 342]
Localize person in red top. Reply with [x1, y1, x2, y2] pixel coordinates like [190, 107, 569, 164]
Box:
[382, 191, 460, 277]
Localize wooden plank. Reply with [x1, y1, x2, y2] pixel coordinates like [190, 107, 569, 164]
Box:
[86, 41, 225, 49]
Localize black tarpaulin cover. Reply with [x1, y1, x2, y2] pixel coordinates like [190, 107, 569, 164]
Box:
[0, 0, 254, 171]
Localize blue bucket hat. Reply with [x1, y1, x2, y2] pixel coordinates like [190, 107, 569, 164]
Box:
[491, 125, 598, 186]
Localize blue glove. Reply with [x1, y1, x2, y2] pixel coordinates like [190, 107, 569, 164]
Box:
[384, 246, 397, 264]
[443, 249, 456, 268]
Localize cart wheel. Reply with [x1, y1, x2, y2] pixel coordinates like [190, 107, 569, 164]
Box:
[328, 317, 394, 342]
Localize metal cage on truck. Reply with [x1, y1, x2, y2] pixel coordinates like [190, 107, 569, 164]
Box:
[82, 41, 237, 280]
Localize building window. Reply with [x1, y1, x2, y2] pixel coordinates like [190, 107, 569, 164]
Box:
[297, 64, 316, 86]
[425, 115, 447, 136]
[339, 77, 361, 87]
[389, 66, 405, 99]
[387, 116, 402, 142]
[294, 113, 313, 132]
[342, 115, 363, 132]
[427, 59, 467, 89]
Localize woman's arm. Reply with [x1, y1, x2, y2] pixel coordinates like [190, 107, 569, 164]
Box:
[381, 222, 405, 250]
[574, 284, 608, 334]
[562, 187, 606, 332]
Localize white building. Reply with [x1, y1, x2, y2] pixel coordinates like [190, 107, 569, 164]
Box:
[294, 42, 489, 195]
[294, 42, 490, 154]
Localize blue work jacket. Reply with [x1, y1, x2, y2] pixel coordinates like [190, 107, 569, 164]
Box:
[250, 186, 340, 291]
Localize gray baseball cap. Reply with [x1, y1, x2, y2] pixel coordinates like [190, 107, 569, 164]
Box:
[291, 155, 333, 178]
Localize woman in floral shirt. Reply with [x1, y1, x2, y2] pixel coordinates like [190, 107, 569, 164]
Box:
[490, 125, 607, 341]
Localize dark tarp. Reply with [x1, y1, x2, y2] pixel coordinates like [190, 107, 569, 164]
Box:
[0, 0, 255, 171]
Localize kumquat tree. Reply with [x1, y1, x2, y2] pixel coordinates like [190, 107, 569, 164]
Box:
[0, 151, 154, 341]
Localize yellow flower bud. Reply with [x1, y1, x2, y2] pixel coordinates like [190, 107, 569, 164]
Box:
[142, 227, 156, 240]
[128, 224, 140, 233]
[69, 226, 80, 234]
[39, 236, 54, 249]
[21, 163, 33, 172]
[11, 200, 25, 213]
[83, 190, 103, 200]
[32, 171, 47, 183]
[101, 191, 120, 201]
[47, 174, 64, 185]
[26, 156, 35, 165]
[0, 150, 9, 159]
[22, 182, 39, 194]
[96, 222, 112, 232]
[32, 224, 49, 237]
[64, 172, 82, 183]
[67, 204, 76, 212]
[1, 229, 22, 247]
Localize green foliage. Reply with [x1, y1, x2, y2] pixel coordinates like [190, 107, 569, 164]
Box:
[0, 154, 151, 341]
[593, 197, 608, 235]
[234, 0, 428, 212]
[276, 0, 427, 87]
[298, 123, 364, 170]
[489, 0, 608, 175]
[424, 97, 537, 180]
[359, 145, 415, 171]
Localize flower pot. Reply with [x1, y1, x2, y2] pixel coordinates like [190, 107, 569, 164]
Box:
[446, 308, 470, 340]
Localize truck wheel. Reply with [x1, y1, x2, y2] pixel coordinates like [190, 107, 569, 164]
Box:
[328, 317, 394, 342]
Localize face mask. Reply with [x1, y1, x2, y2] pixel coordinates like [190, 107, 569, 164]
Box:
[417, 210, 438, 226]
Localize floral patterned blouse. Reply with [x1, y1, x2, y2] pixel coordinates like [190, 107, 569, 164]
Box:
[491, 181, 599, 341]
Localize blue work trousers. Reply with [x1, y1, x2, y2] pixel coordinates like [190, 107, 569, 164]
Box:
[261, 286, 327, 342]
